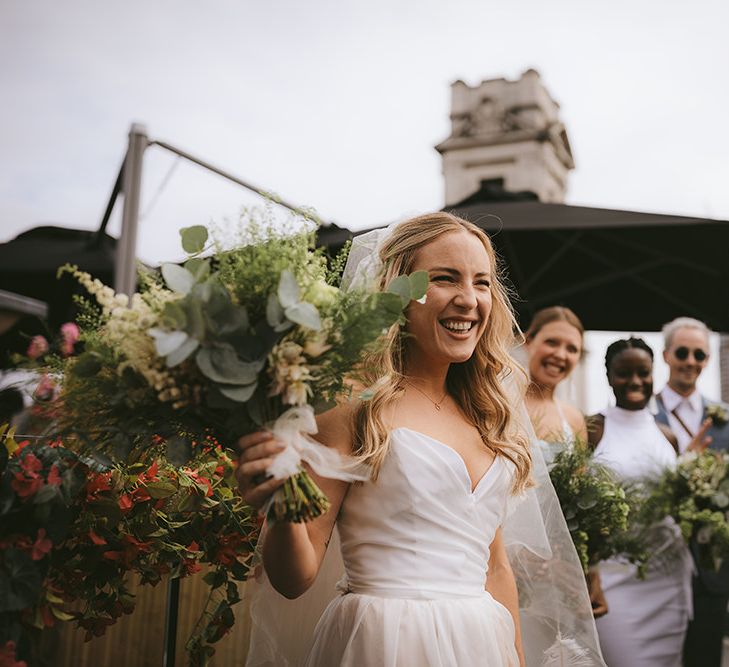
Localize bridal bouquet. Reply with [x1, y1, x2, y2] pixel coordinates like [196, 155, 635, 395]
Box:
[545, 440, 635, 573]
[643, 449, 729, 571]
[53, 211, 426, 523]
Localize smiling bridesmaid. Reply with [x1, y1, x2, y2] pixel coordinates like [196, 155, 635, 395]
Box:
[524, 306, 587, 443]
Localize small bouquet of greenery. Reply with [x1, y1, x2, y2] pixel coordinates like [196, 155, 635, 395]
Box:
[543, 439, 636, 573]
[643, 449, 729, 571]
[54, 210, 426, 523]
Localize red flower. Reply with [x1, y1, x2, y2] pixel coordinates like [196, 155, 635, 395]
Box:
[47, 464, 62, 486]
[0, 640, 27, 667]
[86, 472, 112, 501]
[138, 460, 159, 484]
[183, 468, 213, 497]
[31, 529, 53, 561]
[130, 487, 151, 503]
[118, 494, 133, 513]
[20, 453, 42, 476]
[181, 559, 201, 576]
[88, 530, 107, 545]
[102, 550, 122, 561]
[11, 472, 44, 499]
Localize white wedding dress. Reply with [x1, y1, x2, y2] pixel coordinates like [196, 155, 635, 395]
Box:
[305, 427, 519, 666]
[593, 406, 692, 667]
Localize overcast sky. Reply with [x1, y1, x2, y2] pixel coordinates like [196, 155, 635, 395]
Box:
[2, 0, 727, 402]
[2, 0, 729, 265]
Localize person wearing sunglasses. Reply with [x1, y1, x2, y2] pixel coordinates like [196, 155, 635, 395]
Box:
[655, 316, 729, 667]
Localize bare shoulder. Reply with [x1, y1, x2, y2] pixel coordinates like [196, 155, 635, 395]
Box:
[315, 401, 356, 455]
[562, 403, 587, 438]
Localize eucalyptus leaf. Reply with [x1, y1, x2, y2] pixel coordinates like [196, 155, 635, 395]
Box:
[196, 344, 262, 385]
[148, 329, 188, 357]
[161, 302, 187, 330]
[277, 270, 300, 309]
[183, 298, 206, 340]
[166, 337, 200, 367]
[266, 293, 287, 329]
[284, 301, 321, 331]
[408, 270, 429, 300]
[219, 382, 258, 403]
[184, 257, 211, 282]
[180, 225, 209, 254]
[161, 263, 195, 294]
[387, 274, 411, 307]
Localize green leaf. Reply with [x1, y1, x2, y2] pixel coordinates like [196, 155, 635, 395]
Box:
[387, 275, 411, 307]
[284, 301, 321, 331]
[167, 337, 200, 367]
[185, 258, 211, 282]
[277, 270, 300, 309]
[408, 270, 429, 300]
[196, 344, 262, 385]
[161, 301, 187, 330]
[0, 549, 43, 611]
[72, 351, 103, 377]
[180, 225, 209, 254]
[145, 481, 179, 498]
[162, 263, 195, 295]
[266, 293, 288, 331]
[218, 383, 258, 403]
[148, 328, 188, 356]
[183, 297, 206, 340]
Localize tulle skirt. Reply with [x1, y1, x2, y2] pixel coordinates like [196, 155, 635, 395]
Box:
[304, 590, 519, 667]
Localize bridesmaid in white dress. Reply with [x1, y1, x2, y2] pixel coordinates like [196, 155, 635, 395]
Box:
[237, 213, 532, 666]
[524, 306, 609, 619]
[588, 337, 693, 667]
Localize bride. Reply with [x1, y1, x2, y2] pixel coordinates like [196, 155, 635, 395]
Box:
[236, 212, 603, 666]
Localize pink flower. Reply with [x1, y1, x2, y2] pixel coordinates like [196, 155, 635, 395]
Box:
[26, 335, 49, 359]
[59, 322, 80, 357]
[34, 374, 56, 401]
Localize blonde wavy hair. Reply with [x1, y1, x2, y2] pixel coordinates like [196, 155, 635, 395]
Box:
[351, 212, 533, 494]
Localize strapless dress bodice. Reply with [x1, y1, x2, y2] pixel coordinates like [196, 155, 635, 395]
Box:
[336, 427, 514, 598]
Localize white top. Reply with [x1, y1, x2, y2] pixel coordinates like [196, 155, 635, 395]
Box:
[594, 406, 676, 480]
[659, 385, 703, 453]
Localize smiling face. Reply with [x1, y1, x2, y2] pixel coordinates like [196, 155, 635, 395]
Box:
[404, 229, 492, 367]
[663, 326, 710, 394]
[526, 321, 582, 389]
[608, 348, 654, 410]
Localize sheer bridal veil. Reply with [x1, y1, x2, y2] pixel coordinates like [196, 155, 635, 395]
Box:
[243, 223, 605, 666]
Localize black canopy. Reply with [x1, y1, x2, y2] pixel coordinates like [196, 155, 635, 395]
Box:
[317, 189, 729, 332]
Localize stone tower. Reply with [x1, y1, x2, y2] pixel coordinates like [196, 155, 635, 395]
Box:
[435, 69, 575, 205]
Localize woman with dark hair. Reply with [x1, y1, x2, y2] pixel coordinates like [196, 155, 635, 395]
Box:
[588, 337, 693, 667]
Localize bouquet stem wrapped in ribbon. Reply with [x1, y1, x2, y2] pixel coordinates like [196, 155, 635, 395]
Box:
[263, 405, 369, 522]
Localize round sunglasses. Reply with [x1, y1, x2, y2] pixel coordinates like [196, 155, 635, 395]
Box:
[673, 346, 708, 362]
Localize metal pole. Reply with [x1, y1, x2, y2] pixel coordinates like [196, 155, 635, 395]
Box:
[115, 123, 148, 295]
[162, 577, 180, 667]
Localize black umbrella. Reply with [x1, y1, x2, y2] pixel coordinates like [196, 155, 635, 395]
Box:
[317, 187, 729, 332]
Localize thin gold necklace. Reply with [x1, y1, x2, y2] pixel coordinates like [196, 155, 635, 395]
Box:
[406, 380, 448, 411]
